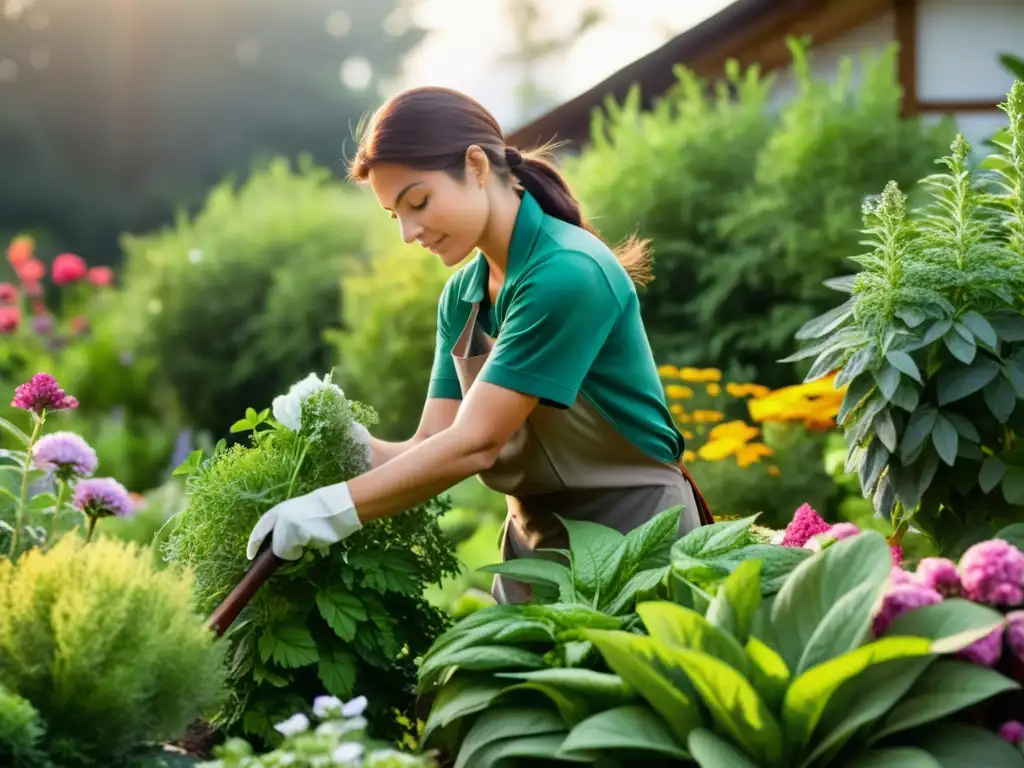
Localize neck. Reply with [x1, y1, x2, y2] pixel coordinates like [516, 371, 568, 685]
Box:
[476, 187, 522, 280]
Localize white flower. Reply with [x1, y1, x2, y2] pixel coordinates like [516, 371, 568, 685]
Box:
[341, 695, 368, 718]
[274, 713, 310, 737]
[272, 373, 343, 432]
[313, 694, 343, 719]
[331, 742, 364, 764]
[770, 530, 785, 546]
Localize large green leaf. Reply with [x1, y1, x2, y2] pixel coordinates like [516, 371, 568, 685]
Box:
[495, 669, 636, 727]
[315, 588, 367, 642]
[799, 657, 933, 768]
[258, 622, 319, 669]
[478, 559, 574, 600]
[604, 504, 682, 592]
[454, 706, 567, 768]
[767, 532, 892, 675]
[930, 415, 958, 466]
[935, 359, 1000, 406]
[584, 630, 702, 744]
[602, 567, 668, 615]
[900, 722, 1024, 767]
[636, 601, 749, 674]
[418, 645, 548, 691]
[883, 599, 1006, 652]
[795, 297, 856, 340]
[984, 375, 1016, 423]
[559, 517, 624, 592]
[705, 559, 762, 643]
[869, 661, 1021, 743]
[959, 311, 998, 348]
[470, 733, 585, 766]
[558, 706, 690, 761]
[671, 515, 759, 559]
[316, 646, 357, 700]
[422, 673, 507, 745]
[687, 729, 761, 768]
[995, 522, 1024, 551]
[886, 351, 923, 384]
[844, 748, 943, 767]
[782, 637, 932, 754]
[745, 637, 790, 713]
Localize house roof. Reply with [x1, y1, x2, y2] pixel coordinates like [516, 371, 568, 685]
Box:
[505, 0, 830, 150]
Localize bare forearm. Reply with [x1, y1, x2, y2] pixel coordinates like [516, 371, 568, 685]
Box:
[350, 428, 492, 523]
[368, 436, 421, 468]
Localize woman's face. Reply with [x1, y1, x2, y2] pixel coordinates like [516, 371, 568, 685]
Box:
[367, 158, 490, 268]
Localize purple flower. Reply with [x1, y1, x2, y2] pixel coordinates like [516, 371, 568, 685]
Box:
[11, 373, 78, 413]
[959, 539, 1024, 607]
[916, 557, 962, 597]
[31, 313, 54, 335]
[1000, 721, 1024, 745]
[956, 625, 1004, 667]
[781, 503, 831, 547]
[1007, 611, 1024, 662]
[73, 477, 134, 519]
[32, 431, 98, 478]
[873, 583, 943, 636]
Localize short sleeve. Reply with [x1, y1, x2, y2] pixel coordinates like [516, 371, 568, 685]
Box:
[479, 252, 622, 407]
[427, 280, 464, 400]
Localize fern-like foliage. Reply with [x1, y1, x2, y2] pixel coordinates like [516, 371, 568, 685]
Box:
[163, 383, 460, 747]
[784, 81, 1024, 556]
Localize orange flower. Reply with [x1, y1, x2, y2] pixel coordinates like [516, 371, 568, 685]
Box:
[17, 259, 45, 283]
[726, 382, 771, 398]
[657, 364, 679, 377]
[7, 236, 33, 267]
[680, 367, 722, 383]
[692, 409, 724, 423]
[666, 385, 694, 399]
[705, 382, 722, 396]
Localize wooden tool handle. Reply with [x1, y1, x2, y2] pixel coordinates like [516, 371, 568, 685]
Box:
[207, 541, 282, 637]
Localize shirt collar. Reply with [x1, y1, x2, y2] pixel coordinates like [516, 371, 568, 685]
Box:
[459, 190, 544, 304]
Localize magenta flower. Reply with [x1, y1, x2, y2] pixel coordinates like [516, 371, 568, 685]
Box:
[1007, 611, 1024, 662]
[73, 477, 134, 519]
[1000, 721, 1024, 745]
[873, 582, 943, 635]
[959, 539, 1024, 606]
[916, 557, 962, 597]
[11, 373, 78, 413]
[781, 503, 831, 547]
[890, 565, 918, 587]
[890, 545, 905, 566]
[32, 431, 98, 478]
[956, 625, 1005, 667]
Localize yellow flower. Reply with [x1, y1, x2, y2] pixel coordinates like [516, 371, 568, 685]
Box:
[726, 382, 771, 398]
[670, 403, 686, 415]
[682, 430, 694, 440]
[658, 364, 679, 377]
[705, 382, 722, 397]
[698, 437, 747, 461]
[736, 442, 773, 468]
[766, 465, 781, 477]
[692, 409, 725, 423]
[709, 420, 760, 442]
[680, 367, 723, 383]
[682, 450, 697, 463]
[666, 385, 695, 399]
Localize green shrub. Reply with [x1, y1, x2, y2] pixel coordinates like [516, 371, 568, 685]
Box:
[0, 682, 51, 768]
[163, 376, 460, 747]
[329, 242, 451, 441]
[786, 81, 1024, 557]
[0, 536, 227, 767]
[565, 40, 954, 385]
[116, 157, 380, 438]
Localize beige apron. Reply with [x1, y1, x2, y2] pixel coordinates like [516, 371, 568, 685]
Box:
[452, 300, 713, 604]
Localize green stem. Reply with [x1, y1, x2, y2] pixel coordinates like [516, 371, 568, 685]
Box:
[85, 515, 97, 544]
[47, 477, 70, 548]
[8, 411, 46, 558]
[890, 518, 910, 547]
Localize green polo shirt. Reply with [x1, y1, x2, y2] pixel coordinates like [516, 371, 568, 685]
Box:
[428, 191, 685, 463]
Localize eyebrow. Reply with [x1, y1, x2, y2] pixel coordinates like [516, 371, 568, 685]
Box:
[388, 181, 423, 211]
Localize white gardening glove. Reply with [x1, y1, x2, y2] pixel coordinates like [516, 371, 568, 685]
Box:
[349, 420, 372, 468]
[246, 482, 363, 561]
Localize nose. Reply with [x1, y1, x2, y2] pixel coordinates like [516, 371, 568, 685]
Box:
[399, 217, 423, 245]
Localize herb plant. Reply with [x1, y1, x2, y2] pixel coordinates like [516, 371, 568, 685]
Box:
[784, 82, 1024, 556]
[164, 376, 460, 746]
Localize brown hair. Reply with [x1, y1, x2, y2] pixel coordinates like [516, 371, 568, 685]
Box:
[349, 86, 652, 287]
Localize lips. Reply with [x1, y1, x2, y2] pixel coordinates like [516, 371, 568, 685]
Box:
[425, 235, 447, 253]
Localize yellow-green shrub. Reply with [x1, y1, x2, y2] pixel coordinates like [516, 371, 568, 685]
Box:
[0, 536, 227, 766]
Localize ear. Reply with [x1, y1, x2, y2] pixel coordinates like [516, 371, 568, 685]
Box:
[464, 145, 491, 186]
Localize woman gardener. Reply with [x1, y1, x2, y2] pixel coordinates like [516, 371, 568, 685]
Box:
[247, 86, 712, 603]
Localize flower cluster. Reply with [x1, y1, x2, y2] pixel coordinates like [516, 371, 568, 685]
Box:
[2, 234, 114, 338]
[12, 373, 79, 413]
[776, 504, 903, 564]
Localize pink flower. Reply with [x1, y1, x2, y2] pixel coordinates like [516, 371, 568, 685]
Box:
[1007, 611, 1024, 662]
[1000, 721, 1024, 744]
[956, 625, 1004, 667]
[916, 557, 961, 597]
[11, 373, 78, 413]
[890, 544, 904, 566]
[0, 282, 17, 304]
[86, 266, 114, 286]
[51, 253, 87, 285]
[959, 539, 1024, 606]
[890, 565, 918, 587]
[873, 582, 943, 636]
[781, 503, 831, 547]
[828, 522, 861, 540]
[32, 431, 98, 478]
[73, 477, 134, 519]
[16, 258, 44, 283]
[0, 306, 19, 334]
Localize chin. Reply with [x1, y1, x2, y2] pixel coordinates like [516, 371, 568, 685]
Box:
[439, 244, 473, 268]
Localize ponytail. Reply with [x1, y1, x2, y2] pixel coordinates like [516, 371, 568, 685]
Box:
[505, 143, 653, 288]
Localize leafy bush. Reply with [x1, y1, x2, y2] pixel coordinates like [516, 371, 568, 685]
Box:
[329, 241, 450, 441]
[565, 41, 953, 385]
[0, 536, 227, 767]
[420, 520, 1021, 766]
[201, 694, 435, 768]
[0, 682, 51, 768]
[785, 82, 1024, 556]
[163, 375, 460, 746]
[117, 157, 380, 438]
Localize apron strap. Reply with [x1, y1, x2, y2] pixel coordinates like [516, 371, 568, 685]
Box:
[679, 462, 714, 526]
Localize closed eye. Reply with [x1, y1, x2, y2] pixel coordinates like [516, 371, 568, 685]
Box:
[410, 197, 428, 211]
